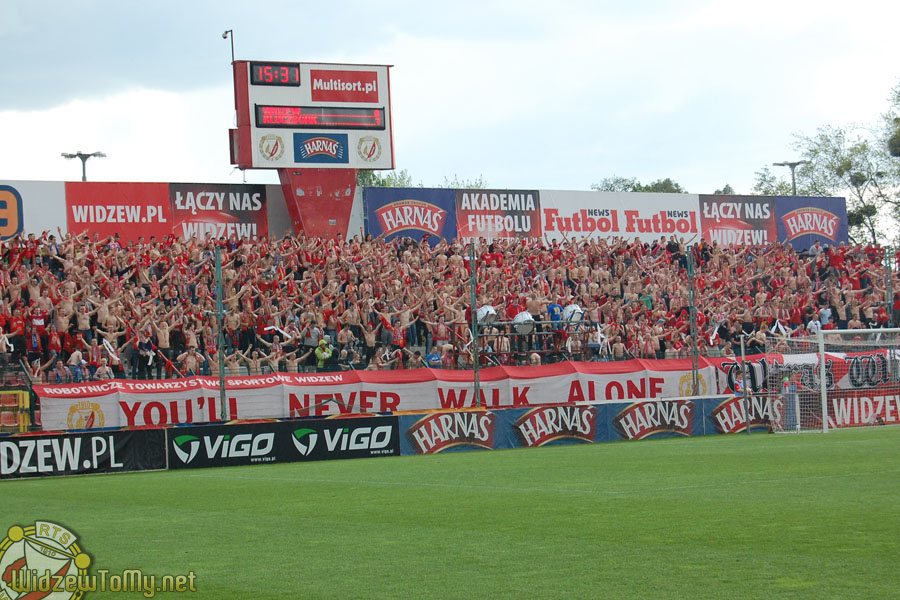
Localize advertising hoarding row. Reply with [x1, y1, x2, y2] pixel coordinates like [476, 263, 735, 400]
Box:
[1, 396, 778, 479]
[0, 181, 289, 242]
[33, 360, 717, 430]
[364, 188, 848, 250]
[33, 349, 900, 433]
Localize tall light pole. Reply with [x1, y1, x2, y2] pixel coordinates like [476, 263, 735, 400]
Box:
[61, 151, 106, 182]
[222, 29, 234, 63]
[772, 160, 808, 196]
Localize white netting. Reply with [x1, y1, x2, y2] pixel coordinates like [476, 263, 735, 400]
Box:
[765, 329, 900, 432]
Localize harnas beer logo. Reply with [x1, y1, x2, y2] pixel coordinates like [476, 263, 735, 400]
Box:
[515, 405, 595, 447]
[375, 200, 447, 236]
[406, 411, 495, 454]
[711, 396, 781, 433]
[0, 521, 91, 600]
[614, 400, 693, 440]
[293, 133, 349, 164]
[781, 207, 839, 240]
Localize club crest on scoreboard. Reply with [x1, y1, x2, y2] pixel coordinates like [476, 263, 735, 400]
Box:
[357, 136, 382, 163]
[258, 135, 285, 162]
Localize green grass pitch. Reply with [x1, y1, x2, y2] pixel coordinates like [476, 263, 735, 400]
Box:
[3, 427, 898, 599]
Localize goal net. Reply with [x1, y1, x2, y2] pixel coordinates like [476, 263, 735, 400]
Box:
[764, 328, 900, 433]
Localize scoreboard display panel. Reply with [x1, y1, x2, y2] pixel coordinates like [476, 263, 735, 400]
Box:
[231, 61, 394, 170]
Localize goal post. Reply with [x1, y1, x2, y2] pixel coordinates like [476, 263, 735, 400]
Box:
[764, 328, 900, 433]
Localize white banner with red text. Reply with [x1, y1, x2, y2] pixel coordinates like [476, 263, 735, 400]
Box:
[35, 360, 716, 431]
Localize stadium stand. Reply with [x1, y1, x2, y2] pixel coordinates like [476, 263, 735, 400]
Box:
[1, 230, 897, 383]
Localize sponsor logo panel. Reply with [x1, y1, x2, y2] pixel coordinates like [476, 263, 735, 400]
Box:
[65, 182, 173, 241]
[168, 417, 400, 469]
[169, 183, 268, 240]
[293, 133, 349, 164]
[406, 411, 495, 454]
[0, 429, 166, 479]
[514, 405, 596, 447]
[309, 69, 379, 103]
[774, 197, 848, 250]
[539, 191, 699, 244]
[364, 188, 457, 244]
[456, 189, 542, 240]
[699, 195, 776, 246]
[614, 400, 694, 440]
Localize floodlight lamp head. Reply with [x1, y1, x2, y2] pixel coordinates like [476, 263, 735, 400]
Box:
[222, 30, 230, 39]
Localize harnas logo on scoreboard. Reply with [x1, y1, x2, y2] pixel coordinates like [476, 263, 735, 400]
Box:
[375, 200, 447, 236]
[614, 400, 693, 440]
[406, 411, 495, 454]
[292, 133, 349, 164]
[515, 405, 595, 447]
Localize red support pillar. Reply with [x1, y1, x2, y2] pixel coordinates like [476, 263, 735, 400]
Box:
[278, 168, 358, 238]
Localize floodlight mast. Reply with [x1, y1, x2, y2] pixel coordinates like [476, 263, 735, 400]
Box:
[61, 151, 106, 182]
[772, 160, 808, 196]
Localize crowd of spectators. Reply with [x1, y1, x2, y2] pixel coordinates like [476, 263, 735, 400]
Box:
[1, 228, 898, 383]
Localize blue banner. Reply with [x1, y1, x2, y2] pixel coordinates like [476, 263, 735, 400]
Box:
[775, 196, 848, 251]
[398, 397, 754, 455]
[292, 133, 349, 164]
[364, 187, 457, 245]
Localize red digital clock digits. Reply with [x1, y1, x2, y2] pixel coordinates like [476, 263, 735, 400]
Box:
[249, 62, 301, 86]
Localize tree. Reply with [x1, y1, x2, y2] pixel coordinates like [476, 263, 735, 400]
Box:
[439, 174, 488, 189]
[713, 184, 736, 195]
[754, 80, 900, 245]
[357, 170, 488, 189]
[591, 176, 688, 193]
[356, 169, 420, 188]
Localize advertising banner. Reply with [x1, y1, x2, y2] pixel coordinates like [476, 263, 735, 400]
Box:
[399, 396, 739, 455]
[0, 428, 166, 479]
[167, 416, 400, 469]
[699, 195, 776, 246]
[64, 182, 269, 243]
[0, 181, 67, 241]
[455, 189, 542, 240]
[540, 191, 701, 244]
[170, 183, 268, 240]
[66, 182, 173, 240]
[364, 187, 457, 244]
[35, 361, 719, 431]
[774, 196, 848, 251]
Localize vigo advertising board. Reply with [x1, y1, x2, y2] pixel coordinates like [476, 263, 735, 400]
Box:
[167, 417, 400, 469]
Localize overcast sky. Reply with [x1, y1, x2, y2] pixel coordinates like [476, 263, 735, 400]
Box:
[1, 0, 897, 194]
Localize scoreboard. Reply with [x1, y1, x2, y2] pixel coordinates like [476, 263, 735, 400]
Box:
[230, 61, 394, 170]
